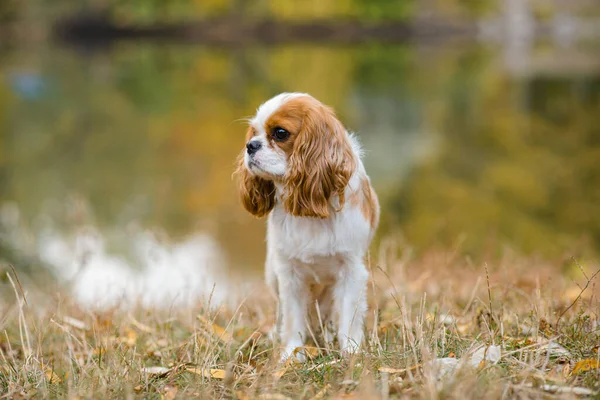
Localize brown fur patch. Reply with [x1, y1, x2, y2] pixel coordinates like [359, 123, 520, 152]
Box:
[360, 178, 380, 230]
[349, 178, 380, 230]
[263, 97, 313, 155]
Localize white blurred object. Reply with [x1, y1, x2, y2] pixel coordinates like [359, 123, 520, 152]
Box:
[37, 226, 244, 311]
[429, 357, 460, 380]
[469, 345, 501, 367]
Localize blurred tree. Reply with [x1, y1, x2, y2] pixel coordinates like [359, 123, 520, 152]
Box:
[385, 47, 600, 258]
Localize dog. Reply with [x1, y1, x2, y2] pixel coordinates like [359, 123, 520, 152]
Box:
[236, 93, 379, 361]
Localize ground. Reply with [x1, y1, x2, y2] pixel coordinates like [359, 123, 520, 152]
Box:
[1, 247, 599, 399]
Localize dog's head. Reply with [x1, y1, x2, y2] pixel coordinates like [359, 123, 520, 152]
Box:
[236, 93, 356, 219]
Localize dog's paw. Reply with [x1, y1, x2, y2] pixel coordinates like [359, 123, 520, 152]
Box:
[280, 343, 306, 363]
[266, 324, 278, 342]
[340, 340, 361, 358]
[324, 320, 335, 344]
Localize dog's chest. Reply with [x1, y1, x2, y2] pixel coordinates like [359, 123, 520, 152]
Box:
[268, 204, 365, 262]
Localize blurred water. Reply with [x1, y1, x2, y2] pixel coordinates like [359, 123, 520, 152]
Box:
[0, 39, 599, 309]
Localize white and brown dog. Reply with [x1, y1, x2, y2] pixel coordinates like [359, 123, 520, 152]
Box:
[237, 93, 379, 361]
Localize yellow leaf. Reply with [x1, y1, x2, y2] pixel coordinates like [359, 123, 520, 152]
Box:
[295, 346, 319, 360]
[113, 328, 138, 347]
[211, 323, 233, 342]
[272, 368, 287, 379]
[45, 369, 61, 384]
[571, 359, 600, 375]
[197, 316, 233, 343]
[185, 367, 226, 379]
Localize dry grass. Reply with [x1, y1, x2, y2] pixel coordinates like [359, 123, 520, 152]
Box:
[1, 244, 600, 399]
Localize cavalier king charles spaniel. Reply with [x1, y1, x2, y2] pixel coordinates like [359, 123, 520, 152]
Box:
[236, 93, 379, 361]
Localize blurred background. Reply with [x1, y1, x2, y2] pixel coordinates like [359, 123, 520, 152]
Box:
[0, 0, 599, 310]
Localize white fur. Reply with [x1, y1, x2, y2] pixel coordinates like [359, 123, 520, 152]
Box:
[244, 93, 379, 361]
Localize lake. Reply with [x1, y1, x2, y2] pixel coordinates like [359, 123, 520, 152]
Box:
[1, 37, 599, 309]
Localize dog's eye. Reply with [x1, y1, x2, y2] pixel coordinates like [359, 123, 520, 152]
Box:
[272, 127, 289, 141]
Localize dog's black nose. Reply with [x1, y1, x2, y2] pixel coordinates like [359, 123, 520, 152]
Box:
[246, 141, 262, 155]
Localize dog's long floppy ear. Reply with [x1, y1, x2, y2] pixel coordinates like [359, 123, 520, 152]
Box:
[236, 128, 276, 217]
[283, 101, 355, 219]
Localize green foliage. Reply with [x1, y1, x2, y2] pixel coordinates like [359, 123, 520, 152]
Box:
[351, 0, 414, 21]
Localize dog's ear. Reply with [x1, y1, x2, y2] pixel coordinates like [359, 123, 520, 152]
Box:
[236, 127, 276, 217]
[283, 102, 355, 218]
[236, 158, 275, 217]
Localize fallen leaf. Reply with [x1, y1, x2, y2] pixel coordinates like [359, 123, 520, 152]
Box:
[272, 368, 287, 379]
[112, 328, 138, 347]
[186, 367, 226, 379]
[45, 369, 61, 384]
[545, 342, 570, 357]
[197, 316, 234, 343]
[440, 314, 456, 326]
[571, 359, 600, 375]
[295, 346, 319, 360]
[378, 367, 407, 374]
[141, 366, 172, 376]
[515, 383, 598, 396]
[540, 384, 596, 396]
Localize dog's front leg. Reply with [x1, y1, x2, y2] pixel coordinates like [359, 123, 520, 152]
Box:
[277, 262, 309, 362]
[334, 257, 369, 355]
